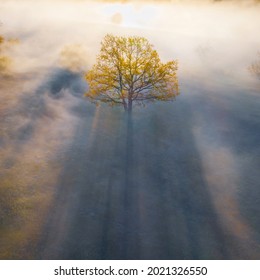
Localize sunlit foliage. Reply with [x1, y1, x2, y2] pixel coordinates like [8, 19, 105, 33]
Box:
[0, 32, 18, 75]
[85, 34, 179, 112]
[0, 35, 11, 74]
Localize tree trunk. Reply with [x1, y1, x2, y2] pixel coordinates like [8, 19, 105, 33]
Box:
[127, 99, 132, 114]
[123, 102, 127, 111]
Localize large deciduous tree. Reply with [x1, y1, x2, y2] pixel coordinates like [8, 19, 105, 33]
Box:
[85, 34, 179, 112]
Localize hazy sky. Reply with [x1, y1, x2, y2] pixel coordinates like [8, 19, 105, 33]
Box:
[1, 0, 259, 84]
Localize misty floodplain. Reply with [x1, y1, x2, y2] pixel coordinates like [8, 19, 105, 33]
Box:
[0, 0, 260, 259]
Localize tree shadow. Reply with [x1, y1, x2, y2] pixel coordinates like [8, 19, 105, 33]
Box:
[131, 102, 233, 259]
[34, 99, 250, 260]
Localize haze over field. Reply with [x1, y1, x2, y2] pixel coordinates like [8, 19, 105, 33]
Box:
[0, 0, 260, 259]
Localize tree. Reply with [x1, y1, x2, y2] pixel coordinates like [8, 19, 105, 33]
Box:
[0, 35, 10, 73]
[249, 52, 260, 81]
[85, 34, 179, 112]
[0, 23, 18, 75]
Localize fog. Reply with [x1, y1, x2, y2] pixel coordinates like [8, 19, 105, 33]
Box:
[0, 0, 260, 259]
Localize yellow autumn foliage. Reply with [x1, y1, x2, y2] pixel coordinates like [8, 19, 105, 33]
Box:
[85, 34, 179, 111]
[0, 34, 14, 74]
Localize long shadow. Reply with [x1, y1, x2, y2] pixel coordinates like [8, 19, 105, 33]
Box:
[98, 112, 140, 259]
[37, 106, 142, 259]
[121, 112, 140, 259]
[35, 98, 246, 260]
[36, 104, 129, 259]
[129, 100, 242, 259]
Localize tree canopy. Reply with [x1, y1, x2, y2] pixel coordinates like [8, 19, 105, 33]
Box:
[85, 34, 179, 112]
